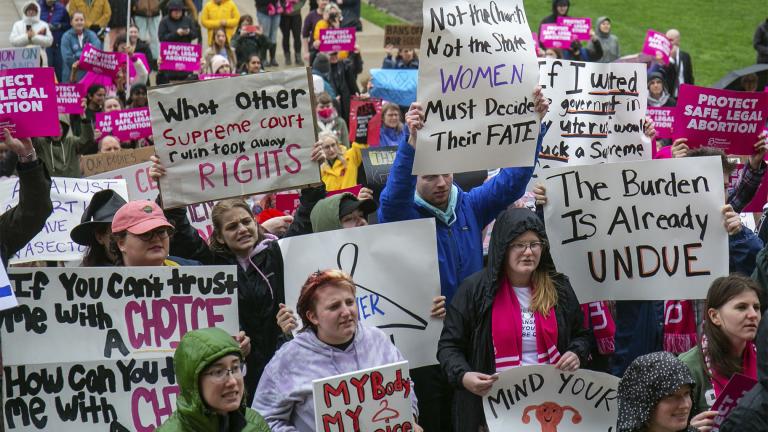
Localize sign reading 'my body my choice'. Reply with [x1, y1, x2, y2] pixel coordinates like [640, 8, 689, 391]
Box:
[148, 68, 320, 208]
[415, 0, 541, 174]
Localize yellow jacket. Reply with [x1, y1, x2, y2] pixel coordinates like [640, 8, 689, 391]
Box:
[321, 142, 368, 191]
[68, 0, 111, 28]
[200, 0, 240, 46]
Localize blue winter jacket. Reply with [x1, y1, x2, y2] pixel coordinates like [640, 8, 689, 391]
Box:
[378, 125, 545, 303]
[60, 28, 101, 82]
[39, 0, 70, 45]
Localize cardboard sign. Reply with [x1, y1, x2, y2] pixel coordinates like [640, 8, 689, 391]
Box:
[642, 30, 671, 65]
[556, 17, 591, 41]
[484, 365, 620, 432]
[0, 47, 40, 70]
[279, 219, 443, 369]
[540, 24, 573, 49]
[711, 373, 758, 431]
[542, 157, 728, 302]
[80, 146, 156, 176]
[56, 83, 84, 114]
[313, 361, 414, 432]
[384, 25, 423, 49]
[349, 97, 383, 146]
[415, 0, 541, 174]
[1, 266, 239, 432]
[647, 107, 674, 139]
[0, 67, 60, 138]
[0, 258, 17, 311]
[0, 177, 129, 263]
[159, 42, 202, 72]
[148, 68, 320, 208]
[674, 84, 768, 155]
[319, 27, 356, 52]
[94, 107, 153, 142]
[361, 146, 397, 194]
[78, 43, 125, 79]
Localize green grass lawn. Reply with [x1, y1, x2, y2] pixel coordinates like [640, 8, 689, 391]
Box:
[361, 2, 407, 27]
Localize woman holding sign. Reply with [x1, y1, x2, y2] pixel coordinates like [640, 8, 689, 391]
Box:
[438, 207, 592, 432]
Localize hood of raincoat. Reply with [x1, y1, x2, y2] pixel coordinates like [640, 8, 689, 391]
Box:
[22, 1, 41, 24]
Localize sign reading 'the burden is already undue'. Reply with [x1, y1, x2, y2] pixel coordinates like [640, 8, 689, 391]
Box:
[148, 68, 320, 208]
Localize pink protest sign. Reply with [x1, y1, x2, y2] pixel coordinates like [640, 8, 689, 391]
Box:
[539, 24, 573, 49]
[647, 107, 674, 139]
[642, 30, 671, 65]
[95, 108, 152, 141]
[674, 84, 768, 154]
[56, 83, 84, 115]
[319, 27, 356, 52]
[79, 43, 125, 79]
[711, 373, 757, 430]
[275, 192, 301, 215]
[198, 73, 237, 80]
[730, 161, 768, 213]
[556, 17, 591, 41]
[159, 42, 202, 72]
[327, 184, 363, 197]
[0, 67, 60, 138]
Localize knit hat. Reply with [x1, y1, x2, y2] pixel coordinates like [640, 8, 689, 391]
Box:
[210, 55, 230, 74]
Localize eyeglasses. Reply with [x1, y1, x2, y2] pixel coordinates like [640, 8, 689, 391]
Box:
[203, 363, 245, 382]
[508, 241, 545, 253]
[135, 227, 175, 242]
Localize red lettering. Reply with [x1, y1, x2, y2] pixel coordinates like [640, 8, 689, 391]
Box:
[234, 155, 252, 183]
[349, 374, 369, 403]
[284, 143, 302, 174]
[323, 381, 351, 407]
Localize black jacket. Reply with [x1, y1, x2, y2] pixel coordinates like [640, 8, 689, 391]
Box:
[754, 19, 768, 64]
[663, 50, 694, 96]
[328, 53, 363, 123]
[437, 208, 593, 432]
[231, 30, 272, 70]
[719, 317, 768, 431]
[158, 13, 200, 43]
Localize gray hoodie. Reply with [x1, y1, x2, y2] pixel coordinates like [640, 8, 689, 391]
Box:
[589, 16, 620, 63]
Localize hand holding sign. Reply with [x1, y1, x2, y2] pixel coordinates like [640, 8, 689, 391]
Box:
[690, 410, 718, 432]
[749, 132, 768, 170]
[462, 371, 499, 397]
[405, 102, 424, 148]
[3, 128, 34, 161]
[722, 204, 741, 235]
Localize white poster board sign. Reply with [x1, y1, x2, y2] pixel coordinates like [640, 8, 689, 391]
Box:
[313, 361, 414, 431]
[148, 68, 320, 208]
[414, 0, 541, 174]
[1, 266, 239, 431]
[0, 177, 128, 263]
[543, 157, 728, 302]
[279, 219, 442, 369]
[0, 259, 16, 311]
[0, 47, 40, 70]
[484, 365, 620, 432]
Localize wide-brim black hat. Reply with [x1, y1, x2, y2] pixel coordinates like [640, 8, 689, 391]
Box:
[70, 190, 128, 246]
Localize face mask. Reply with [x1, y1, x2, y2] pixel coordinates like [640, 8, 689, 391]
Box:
[317, 107, 334, 119]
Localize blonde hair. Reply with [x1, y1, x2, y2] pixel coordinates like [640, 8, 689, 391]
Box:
[531, 267, 558, 316]
[319, 131, 346, 168]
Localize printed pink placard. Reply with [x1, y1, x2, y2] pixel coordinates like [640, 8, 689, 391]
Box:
[642, 30, 671, 65]
[198, 73, 237, 80]
[556, 17, 591, 41]
[94, 107, 152, 141]
[730, 161, 768, 213]
[674, 84, 768, 154]
[0, 67, 60, 138]
[539, 24, 573, 49]
[159, 42, 201, 72]
[711, 373, 757, 429]
[647, 107, 674, 139]
[327, 184, 363, 198]
[319, 27, 356, 52]
[56, 83, 84, 115]
[79, 43, 125, 79]
[275, 192, 301, 215]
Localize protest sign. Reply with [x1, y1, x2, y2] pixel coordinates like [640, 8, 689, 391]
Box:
[78, 44, 125, 79]
[726, 161, 768, 213]
[0, 47, 40, 70]
[80, 146, 156, 177]
[711, 373, 758, 431]
[198, 73, 238, 80]
[361, 146, 397, 194]
[556, 17, 591, 41]
[56, 83, 84, 114]
[275, 185, 364, 215]
[148, 68, 320, 208]
[647, 106, 674, 139]
[349, 97, 383, 146]
[540, 23, 573, 49]
[279, 218, 442, 368]
[542, 157, 728, 302]
[159, 42, 201, 72]
[0, 259, 16, 311]
[94, 107, 153, 142]
[642, 30, 671, 65]
[674, 84, 768, 155]
[313, 361, 414, 432]
[369, 68, 417, 107]
[384, 25, 423, 49]
[0, 67, 60, 138]
[484, 365, 619, 432]
[415, 0, 541, 174]
[1, 266, 238, 432]
[0, 177, 128, 263]
[319, 27, 356, 52]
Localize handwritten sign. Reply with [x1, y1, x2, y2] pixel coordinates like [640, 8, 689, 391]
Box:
[674, 84, 768, 155]
[349, 97, 382, 146]
[80, 146, 156, 177]
[642, 30, 671, 65]
[279, 218, 442, 368]
[647, 106, 674, 139]
[0, 67, 60, 138]
[56, 83, 84, 114]
[415, 0, 541, 174]
[94, 107, 153, 142]
[148, 68, 320, 208]
[711, 373, 758, 431]
[484, 365, 620, 432]
[540, 23, 573, 49]
[79, 43, 125, 79]
[313, 361, 414, 432]
[542, 157, 728, 302]
[319, 27, 356, 52]
[557, 17, 591, 41]
[0, 266, 239, 432]
[384, 25, 423, 49]
[361, 147, 397, 194]
[0, 259, 16, 311]
[159, 42, 202, 72]
[0, 47, 40, 70]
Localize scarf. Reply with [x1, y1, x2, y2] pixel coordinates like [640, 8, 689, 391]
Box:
[581, 301, 615, 354]
[701, 333, 758, 397]
[492, 277, 559, 370]
[648, 90, 671, 107]
[663, 300, 698, 353]
[414, 185, 458, 226]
